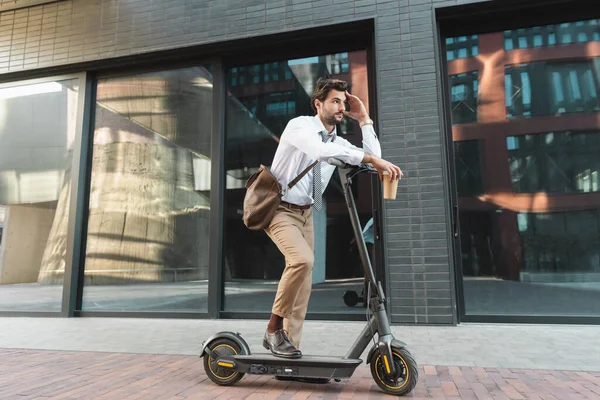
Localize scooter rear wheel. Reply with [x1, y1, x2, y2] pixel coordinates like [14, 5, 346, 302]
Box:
[369, 347, 418, 396]
[203, 338, 245, 386]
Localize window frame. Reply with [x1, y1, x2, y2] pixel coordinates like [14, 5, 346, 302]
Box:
[449, 70, 479, 125]
[0, 72, 88, 318]
[0, 20, 381, 321]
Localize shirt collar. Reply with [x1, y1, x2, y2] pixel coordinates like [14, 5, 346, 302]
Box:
[312, 115, 337, 138]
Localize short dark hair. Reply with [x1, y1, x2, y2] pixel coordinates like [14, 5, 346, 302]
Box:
[311, 77, 348, 113]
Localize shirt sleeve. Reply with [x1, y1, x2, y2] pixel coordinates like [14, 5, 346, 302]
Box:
[361, 124, 382, 158]
[333, 124, 382, 158]
[280, 118, 365, 165]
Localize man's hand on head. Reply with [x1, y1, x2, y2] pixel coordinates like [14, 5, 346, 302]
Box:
[343, 91, 370, 125]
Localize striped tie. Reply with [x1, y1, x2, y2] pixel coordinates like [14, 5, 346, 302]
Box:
[313, 130, 333, 211]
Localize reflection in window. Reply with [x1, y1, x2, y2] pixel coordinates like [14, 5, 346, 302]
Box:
[450, 71, 478, 124]
[223, 50, 371, 314]
[505, 66, 532, 117]
[448, 19, 600, 318]
[0, 79, 79, 311]
[519, 210, 600, 274]
[504, 19, 600, 50]
[446, 35, 479, 61]
[82, 66, 213, 312]
[506, 60, 600, 118]
[0, 206, 4, 247]
[230, 62, 297, 87]
[329, 52, 350, 74]
[549, 63, 599, 114]
[231, 90, 300, 135]
[454, 140, 483, 196]
[459, 212, 499, 278]
[508, 131, 600, 194]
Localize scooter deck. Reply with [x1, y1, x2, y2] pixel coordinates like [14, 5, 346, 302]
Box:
[228, 353, 363, 378]
[234, 353, 362, 368]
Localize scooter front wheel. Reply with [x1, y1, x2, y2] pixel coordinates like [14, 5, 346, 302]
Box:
[203, 338, 245, 386]
[369, 347, 418, 396]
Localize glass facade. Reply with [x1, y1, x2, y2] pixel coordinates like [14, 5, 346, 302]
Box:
[222, 50, 373, 315]
[450, 71, 479, 124]
[81, 67, 213, 313]
[505, 60, 600, 118]
[0, 52, 372, 318]
[0, 78, 79, 311]
[504, 19, 600, 50]
[446, 35, 479, 61]
[2, 4, 598, 325]
[448, 19, 600, 317]
[507, 131, 600, 194]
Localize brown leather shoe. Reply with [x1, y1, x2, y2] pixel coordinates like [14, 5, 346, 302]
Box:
[263, 329, 302, 359]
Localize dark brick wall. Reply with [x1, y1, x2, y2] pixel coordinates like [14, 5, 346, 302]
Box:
[0, 0, 486, 324]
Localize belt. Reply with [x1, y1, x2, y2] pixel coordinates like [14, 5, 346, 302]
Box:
[281, 201, 311, 211]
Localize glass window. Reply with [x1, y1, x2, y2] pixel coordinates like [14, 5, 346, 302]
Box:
[0, 78, 79, 312]
[449, 71, 478, 125]
[454, 140, 483, 196]
[505, 65, 533, 117]
[548, 62, 600, 115]
[519, 210, 600, 274]
[329, 53, 350, 74]
[506, 60, 600, 118]
[508, 131, 600, 194]
[446, 35, 479, 60]
[230, 67, 238, 86]
[448, 19, 600, 319]
[504, 18, 600, 50]
[518, 36, 528, 49]
[223, 50, 372, 315]
[82, 66, 213, 313]
[251, 65, 261, 84]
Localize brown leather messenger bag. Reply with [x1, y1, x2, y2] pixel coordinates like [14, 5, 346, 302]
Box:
[242, 161, 318, 230]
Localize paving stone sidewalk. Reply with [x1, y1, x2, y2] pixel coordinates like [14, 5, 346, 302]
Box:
[2, 317, 600, 372]
[1, 348, 600, 400]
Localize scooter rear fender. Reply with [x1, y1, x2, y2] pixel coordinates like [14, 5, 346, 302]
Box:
[200, 331, 251, 358]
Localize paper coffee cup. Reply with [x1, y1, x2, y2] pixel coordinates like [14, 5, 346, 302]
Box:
[382, 171, 399, 200]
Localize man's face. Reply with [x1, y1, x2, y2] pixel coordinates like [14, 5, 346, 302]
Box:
[316, 89, 346, 126]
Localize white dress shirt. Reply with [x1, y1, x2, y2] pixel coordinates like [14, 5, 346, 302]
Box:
[270, 115, 382, 206]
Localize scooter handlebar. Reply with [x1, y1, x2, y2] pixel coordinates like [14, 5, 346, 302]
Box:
[327, 158, 378, 173]
[327, 158, 347, 167]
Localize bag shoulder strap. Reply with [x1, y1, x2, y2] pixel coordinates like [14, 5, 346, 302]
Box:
[287, 160, 318, 190]
[285, 131, 335, 190]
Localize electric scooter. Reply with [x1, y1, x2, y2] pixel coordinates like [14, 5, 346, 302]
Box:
[200, 160, 419, 396]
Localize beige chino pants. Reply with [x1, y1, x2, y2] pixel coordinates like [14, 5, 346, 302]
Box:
[264, 203, 314, 349]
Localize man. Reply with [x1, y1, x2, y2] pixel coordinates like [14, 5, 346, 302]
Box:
[263, 78, 403, 361]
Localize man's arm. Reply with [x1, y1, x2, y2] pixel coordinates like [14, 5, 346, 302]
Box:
[362, 152, 402, 181]
[360, 124, 382, 158]
[335, 124, 381, 158]
[342, 91, 403, 181]
[281, 117, 365, 166]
